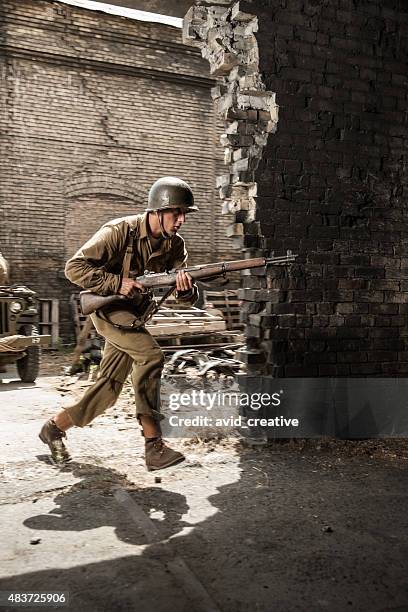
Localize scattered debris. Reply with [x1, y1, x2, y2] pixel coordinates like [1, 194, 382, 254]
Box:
[164, 346, 245, 380]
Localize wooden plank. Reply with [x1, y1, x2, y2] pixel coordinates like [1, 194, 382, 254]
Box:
[203, 289, 242, 330]
[38, 298, 60, 348]
[157, 330, 244, 349]
[150, 316, 220, 323]
[51, 300, 59, 347]
[152, 322, 226, 330]
[148, 303, 226, 336]
[149, 320, 226, 337]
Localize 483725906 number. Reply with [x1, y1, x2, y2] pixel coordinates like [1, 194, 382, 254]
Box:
[0, 592, 68, 607]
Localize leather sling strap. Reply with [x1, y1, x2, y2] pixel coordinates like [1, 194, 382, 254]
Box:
[122, 227, 136, 279]
[96, 223, 175, 330]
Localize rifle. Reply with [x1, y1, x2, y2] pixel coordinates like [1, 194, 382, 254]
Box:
[79, 252, 296, 319]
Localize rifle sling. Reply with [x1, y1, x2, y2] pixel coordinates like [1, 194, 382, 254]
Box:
[95, 227, 176, 331]
[95, 286, 175, 331]
[122, 227, 136, 279]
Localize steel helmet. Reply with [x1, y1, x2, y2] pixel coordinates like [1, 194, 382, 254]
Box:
[146, 176, 198, 213]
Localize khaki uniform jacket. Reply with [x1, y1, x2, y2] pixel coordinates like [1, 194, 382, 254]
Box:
[65, 213, 198, 306]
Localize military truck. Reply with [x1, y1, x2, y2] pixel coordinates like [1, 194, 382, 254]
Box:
[0, 285, 51, 382]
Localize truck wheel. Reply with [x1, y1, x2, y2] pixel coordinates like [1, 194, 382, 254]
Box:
[17, 325, 41, 383]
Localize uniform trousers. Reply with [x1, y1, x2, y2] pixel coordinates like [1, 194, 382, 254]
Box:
[64, 314, 165, 427]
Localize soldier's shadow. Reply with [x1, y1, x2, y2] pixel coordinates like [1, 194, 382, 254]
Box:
[18, 462, 199, 611]
[23, 461, 189, 545]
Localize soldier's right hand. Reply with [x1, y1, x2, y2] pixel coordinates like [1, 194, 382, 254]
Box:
[119, 278, 145, 297]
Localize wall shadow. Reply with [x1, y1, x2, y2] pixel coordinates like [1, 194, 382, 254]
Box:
[1, 449, 408, 611]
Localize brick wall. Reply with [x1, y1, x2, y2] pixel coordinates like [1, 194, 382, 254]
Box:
[0, 0, 237, 338]
[237, 0, 408, 377]
[185, 0, 407, 377]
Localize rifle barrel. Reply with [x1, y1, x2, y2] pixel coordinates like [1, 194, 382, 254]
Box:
[137, 254, 296, 288]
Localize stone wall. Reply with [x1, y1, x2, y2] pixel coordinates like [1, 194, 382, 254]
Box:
[0, 0, 237, 337]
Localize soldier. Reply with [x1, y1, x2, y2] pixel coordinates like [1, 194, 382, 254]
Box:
[39, 177, 198, 470]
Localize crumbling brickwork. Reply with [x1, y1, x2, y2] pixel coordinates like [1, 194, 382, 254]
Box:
[186, 0, 408, 377]
[0, 0, 237, 337]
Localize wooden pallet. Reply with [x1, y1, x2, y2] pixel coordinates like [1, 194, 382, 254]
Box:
[70, 293, 226, 342]
[146, 306, 226, 337]
[203, 289, 242, 330]
[38, 298, 59, 348]
[159, 332, 244, 351]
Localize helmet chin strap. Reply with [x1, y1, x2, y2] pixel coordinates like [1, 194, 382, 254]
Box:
[156, 211, 171, 240]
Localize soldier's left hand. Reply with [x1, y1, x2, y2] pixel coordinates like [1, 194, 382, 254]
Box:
[176, 270, 193, 292]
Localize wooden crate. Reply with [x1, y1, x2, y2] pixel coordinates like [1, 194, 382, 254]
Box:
[203, 289, 242, 330]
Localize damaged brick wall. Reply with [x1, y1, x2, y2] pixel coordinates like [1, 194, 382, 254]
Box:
[0, 0, 236, 337]
[185, 0, 408, 377]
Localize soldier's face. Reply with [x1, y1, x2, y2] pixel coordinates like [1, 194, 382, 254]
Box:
[162, 208, 186, 235]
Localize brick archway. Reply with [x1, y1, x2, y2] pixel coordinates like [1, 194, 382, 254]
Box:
[64, 172, 145, 203]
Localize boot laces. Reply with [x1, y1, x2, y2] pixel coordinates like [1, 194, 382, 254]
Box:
[153, 438, 166, 455]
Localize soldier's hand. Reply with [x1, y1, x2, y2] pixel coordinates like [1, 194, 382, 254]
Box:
[119, 278, 145, 297]
[176, 270, 193, 293]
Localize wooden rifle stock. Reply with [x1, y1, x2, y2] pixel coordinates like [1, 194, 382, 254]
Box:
[79, 252, 296, 316]
[80, 292, 128, 316]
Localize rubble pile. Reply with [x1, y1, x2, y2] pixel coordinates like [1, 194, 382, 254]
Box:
[183, 1, 278, 246]
[163, 346, 245, 381]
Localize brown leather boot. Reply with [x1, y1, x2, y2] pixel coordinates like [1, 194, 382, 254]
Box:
[145, 437, 185, 471]
[39, 419, 72, 465]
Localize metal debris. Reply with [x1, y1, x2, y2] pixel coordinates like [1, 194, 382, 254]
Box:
[164, 345, 245, 379]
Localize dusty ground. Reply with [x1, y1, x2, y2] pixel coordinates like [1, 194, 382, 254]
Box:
[0, 352, 407, 611]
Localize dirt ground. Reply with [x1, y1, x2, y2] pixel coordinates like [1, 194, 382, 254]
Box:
[0, 351, 407, 612]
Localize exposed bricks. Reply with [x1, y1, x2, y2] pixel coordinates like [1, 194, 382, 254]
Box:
[184, 1, 279, 251]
